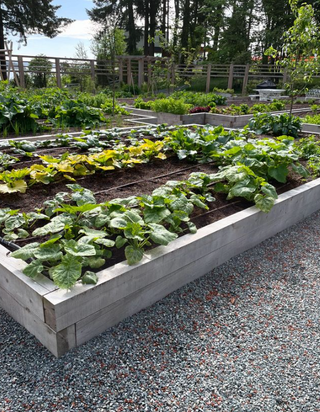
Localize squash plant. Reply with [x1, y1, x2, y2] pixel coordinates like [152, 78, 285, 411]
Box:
[9, 175, 214, 288]
[6, 164, 280, 289]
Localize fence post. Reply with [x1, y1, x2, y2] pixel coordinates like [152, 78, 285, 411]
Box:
[55, 58, 62, 88]
[138, 58, 144, 88]
[127, 58, 132, 85]
[206, 64, 212, 93]
[90, 60, 95, 83]
[242, 64, 250, 95]
[17, 56, 25, 88]
[228, 64, 234, 90]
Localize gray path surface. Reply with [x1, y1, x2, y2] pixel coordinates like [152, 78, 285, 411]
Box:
[1, 210, 320, 411]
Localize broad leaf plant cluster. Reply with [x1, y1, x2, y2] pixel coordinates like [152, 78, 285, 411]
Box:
[2, 123, 320, 289]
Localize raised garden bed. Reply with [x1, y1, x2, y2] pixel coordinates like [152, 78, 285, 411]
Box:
[1, 177, 320, 357]
[127, 107, 312, 128]
[1, 124, 319, 357]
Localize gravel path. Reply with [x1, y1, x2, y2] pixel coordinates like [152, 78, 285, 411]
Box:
[1, 210, 320, 412]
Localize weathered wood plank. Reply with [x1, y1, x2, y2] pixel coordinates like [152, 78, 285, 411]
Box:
[0, 285, 76, 357]
[0, 245, 57, 321]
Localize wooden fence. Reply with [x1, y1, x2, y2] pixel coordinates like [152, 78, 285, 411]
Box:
[8, 54, 292, 95]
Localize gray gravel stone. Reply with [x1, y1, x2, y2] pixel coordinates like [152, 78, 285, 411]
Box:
[2, 210, 320, 411]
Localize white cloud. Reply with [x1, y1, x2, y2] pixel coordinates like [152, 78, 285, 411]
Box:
[57, 19, 99, 40]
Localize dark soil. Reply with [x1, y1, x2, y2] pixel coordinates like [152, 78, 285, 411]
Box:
[0, 133, 312, 274]
[0, 152, 306, 222]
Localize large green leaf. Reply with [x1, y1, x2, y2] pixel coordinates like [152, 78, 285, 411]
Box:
[32, 215, 73, 237]
[82, 271, 98, 285]
[125, 244, 144, 265]
[63, 239, 96, 257]
[115, 235, 127, 249]
[261, 183, 278, 199]
[170, 197, 194, 215]
[11, 242, 40, 260]
[16, 229, 29, 239]
[67, 185, 96, 206]
[148, 223, 178, 245]
[78, 227, 107, 238]
[124, 222, 144, 240]
[268, 164, 289, 183]
[34, 244, 62, 261]
[4, 215, 26, 231]
[50, 254, 82, 289]
[254, 194, 275, 213]
[187, 221, 197, 234]
[109, 215, 128, 229]
[190, 195, 208, 210]
[83, 256, 106, 269]
[94, 238, 115, 247]
[227, 179, 257, 200]
[143, 206, 171, 224]
[23, 260, 44, 279]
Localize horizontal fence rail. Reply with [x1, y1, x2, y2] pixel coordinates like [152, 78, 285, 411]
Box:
[1, 54, 314, 94]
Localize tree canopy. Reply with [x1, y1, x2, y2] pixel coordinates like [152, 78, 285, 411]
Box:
[87, 0, 320, 64]
[0, 0, 73, 50]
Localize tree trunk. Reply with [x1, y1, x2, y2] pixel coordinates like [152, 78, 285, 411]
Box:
[181, 0, 190, 62]
[161, 0, 167, 39]
[144, 0, 150, 55]
[172, 0, 180, 49]
[127, 0, 137, 54]
[0, 3, 7, 81]
[149, 0, 157, 56]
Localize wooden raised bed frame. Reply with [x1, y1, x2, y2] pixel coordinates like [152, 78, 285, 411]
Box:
[127, 107, 312, 128]
[1, 177, 320, 357]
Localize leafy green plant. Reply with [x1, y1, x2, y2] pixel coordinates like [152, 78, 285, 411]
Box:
[0, 94, 39, 135]
[48, 100, 106, 128]
[170, 91, 227, 106]
[151, 98, 192, 115]
[265, 0, 320, 113]
[9, 176, 214, 288]
[302, 113, 320, 124]
[248, 113, 302, 138]
[134, 97, 153, 110]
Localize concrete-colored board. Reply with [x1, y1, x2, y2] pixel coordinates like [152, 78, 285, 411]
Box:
[125, 106, 311, 128]
[301, 123, 320, 133]
[0, 284, 76, 357]
[0, 245, 57, 321]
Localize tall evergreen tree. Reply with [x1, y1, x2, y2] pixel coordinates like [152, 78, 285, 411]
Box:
[88, 0, 140, 55]
[0, 0, 72, 79]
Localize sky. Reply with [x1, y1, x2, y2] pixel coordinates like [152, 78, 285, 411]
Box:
[9, 0, 98, 59]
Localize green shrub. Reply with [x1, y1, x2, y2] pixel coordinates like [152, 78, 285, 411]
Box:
[170, 91, 227, 106]
[48, 100, 105, 128]
[303, 113, 320, 124]
[151, 98, 192, 115]
[248, 112, 302, 138]
[134, 97, 153, 110]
